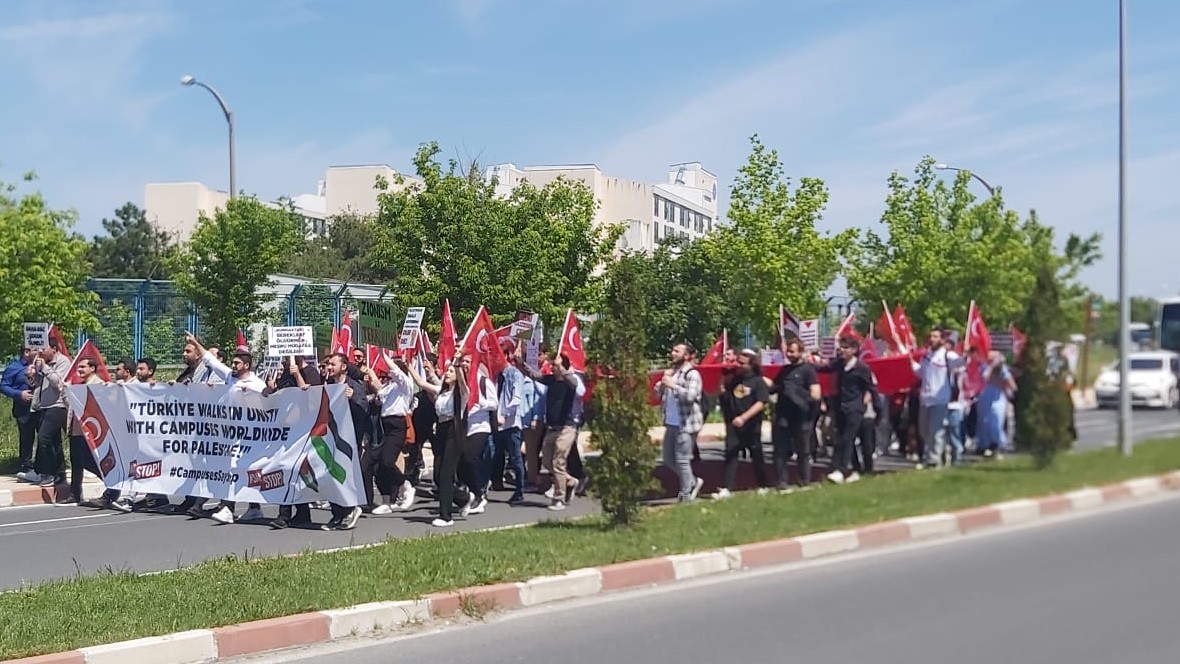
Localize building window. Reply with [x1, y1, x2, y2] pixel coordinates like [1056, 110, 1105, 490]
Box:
[653, 197, 660, 217]
[664, 202, 673, 223]
[704, 216, 713, 232]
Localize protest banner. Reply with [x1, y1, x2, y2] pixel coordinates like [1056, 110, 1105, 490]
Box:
[65, 383, 364, 506]
[358, 300, 398, 349]
[23, 322, 49, 349]
[799, 319, 819, 348]
[267, 326, 314, 357]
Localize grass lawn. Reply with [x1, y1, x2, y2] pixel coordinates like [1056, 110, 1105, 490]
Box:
[0, 417, 18, 475]
[2, 437, 1180, 659]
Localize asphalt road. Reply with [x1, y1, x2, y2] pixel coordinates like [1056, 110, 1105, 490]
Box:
[1072, 406, 1180, 451]
[0, 489, 595, 589]
[249, 494, 1180, 664]
[1, 407, 1174, 590]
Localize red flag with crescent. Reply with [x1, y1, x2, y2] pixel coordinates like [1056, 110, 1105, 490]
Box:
[459, 305, 508, 398]
[80, 388, 110, 452]
[558, 309, 586, 372]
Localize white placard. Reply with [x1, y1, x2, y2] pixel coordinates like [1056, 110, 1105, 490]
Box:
[799, 319, 819, 348]
[23, 322, 49, 350]
[266, 326, 314, 357]
[402, 307, 426, 333]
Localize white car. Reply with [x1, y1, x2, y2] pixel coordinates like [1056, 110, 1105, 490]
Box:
[1094, 351, 1180, 409]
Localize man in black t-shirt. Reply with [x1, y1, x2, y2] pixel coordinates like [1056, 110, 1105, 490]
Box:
[716, 349, 769, 497]
[769, 338, 821, 490]
[821, 337, 874, 484]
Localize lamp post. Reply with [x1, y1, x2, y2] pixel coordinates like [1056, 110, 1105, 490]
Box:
[934, 163, 997, 197]
[1117, 0, 1132, 456]
[180, 74, 236, 199]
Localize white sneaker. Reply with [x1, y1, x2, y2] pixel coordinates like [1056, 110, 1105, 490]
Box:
[431, 518, 454, 527]
[240, 506, 264, 521]
[547, 500, 567, 511]
[690, 477, 705, 500]
[468, 496, 488, 515]
[844, 471, 861, 484]
[372, 495, 395, 515]
[544, 485, 555, 499]
[712, 488, 732, 500]
[110, 498, 134, 513]
[210, 506, 235, 524]
[756, 487, 771, 496]
[459, 492, 475, 518]
[397, 484, 416, 510]
[339, 506, 362, 530]
[826, 470, 845, 485]
[16, 471, 41, 484]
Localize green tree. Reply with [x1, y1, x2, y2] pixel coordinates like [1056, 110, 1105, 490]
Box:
[624, 238, 732, 360]
[1015, 265, 1075, 468]
[846, 157, 1101, 334]
[587, 254, 659, 525]
[370, 142, 620, 329]
[287, 213, 387, 283]
[707, 135, 853, 339]
[170, 197, 303, 349]
[0, 171, 99, 350]
[89, 202, 177, 280]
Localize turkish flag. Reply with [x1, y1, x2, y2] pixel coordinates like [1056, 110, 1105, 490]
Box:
[701, 330, 728, 364]
[893, 305, 917, 350]
[558, 309, 586, 372]
[366, 343, 392, 376]
[337, 310, 355, 357]
[459, 305, 508, 397]
[67, 340, 111, 384]
[833, 313, 862, 341]
[965, 300, 991, 358]
[48, 324, 72, 360]
[79, 388, 111, 451]
[438, 299, 457, 372]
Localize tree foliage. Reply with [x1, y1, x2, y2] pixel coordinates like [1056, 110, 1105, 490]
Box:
[89, 202, 177, 280]
[0, 171, 99, 350]
[370, 142, 621, 330]
[846, 157, 1101, 334]
[587, 254, 659, 526]
[707, 135, 854, 339]
[1015, 265, 1076, 468]
[287, 213, 387, 284]
[170, 197, 304, 349]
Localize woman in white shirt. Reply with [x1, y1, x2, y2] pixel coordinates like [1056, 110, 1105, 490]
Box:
[429, 354, 498, 527]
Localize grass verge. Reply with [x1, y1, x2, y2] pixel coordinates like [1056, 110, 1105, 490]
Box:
[3, 437, 1180, 659]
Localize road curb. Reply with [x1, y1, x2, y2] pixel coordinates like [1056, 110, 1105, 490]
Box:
[6, 470, 1180, 663]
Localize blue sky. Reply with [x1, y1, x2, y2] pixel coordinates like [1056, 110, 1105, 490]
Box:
[1, 0, 1177, 299]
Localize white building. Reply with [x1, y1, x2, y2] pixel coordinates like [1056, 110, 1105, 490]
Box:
[486, 161, 719, 253]
[144, 164, 421, 241]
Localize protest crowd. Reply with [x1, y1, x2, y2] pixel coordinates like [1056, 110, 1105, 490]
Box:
[0, 300, 1043, 531]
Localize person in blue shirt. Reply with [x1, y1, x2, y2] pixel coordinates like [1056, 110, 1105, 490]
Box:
[1, 347, 37, 474]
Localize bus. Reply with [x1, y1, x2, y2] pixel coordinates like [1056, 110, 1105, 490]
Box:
[1158, 297, 1180, 353]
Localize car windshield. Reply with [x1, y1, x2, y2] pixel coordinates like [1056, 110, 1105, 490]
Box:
[1127, 358, 1165, 371]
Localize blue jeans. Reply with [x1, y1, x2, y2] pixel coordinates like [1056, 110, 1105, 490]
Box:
[919, 403, 949, 467]
[946, 407, 965, 465]
[662, 425, 697, 499]
[492, 427, 525, 499]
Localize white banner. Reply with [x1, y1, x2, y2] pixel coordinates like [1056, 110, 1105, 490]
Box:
[65, 383, 364, 506]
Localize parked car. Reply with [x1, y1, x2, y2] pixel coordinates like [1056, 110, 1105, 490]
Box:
[1094, 351, 1180, 409]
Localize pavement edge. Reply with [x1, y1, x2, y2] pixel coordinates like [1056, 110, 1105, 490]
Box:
[5, 469, 1180, 664]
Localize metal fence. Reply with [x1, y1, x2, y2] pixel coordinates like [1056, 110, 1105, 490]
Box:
[83, 276, 391, 365]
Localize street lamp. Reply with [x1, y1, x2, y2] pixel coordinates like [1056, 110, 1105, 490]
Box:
[1117, 0, 1131, 456]
[180, 74, 236, 199]
[934, 163, 997, 197]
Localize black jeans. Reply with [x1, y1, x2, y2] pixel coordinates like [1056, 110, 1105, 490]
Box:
[436, 429, 485, 522]
[851, 415, 876, 474]
[835, 407, 865, 475]
[724, 424, 767, 490]
[68, 434, 99, 500]
[15, 414, 36, 470]
[33, 408, 67, 479]
[377, 415, 409, 495]
[775, 416, 813, 487]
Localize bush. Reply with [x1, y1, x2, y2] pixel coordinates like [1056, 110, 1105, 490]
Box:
[1015, 265, 1075, 468]
[586, 255, 659, 526]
